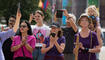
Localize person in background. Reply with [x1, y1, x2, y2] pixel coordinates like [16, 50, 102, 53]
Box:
[2, 15, 16, 60]
[41, 22, 65, 60]
[11, 20, 36, 60]
[54, 9, 78, 60]
[29, 10, 50, 60]
[85, 5, 103, 60]
[0, 8, 21, 60]
[73, 13, 100, 60]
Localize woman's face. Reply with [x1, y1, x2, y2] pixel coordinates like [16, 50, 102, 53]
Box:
[88, 8, 95, 16]
[80, 17, 89, 28]
[20, 22, 29, 33]
[50, 27, 59, 34]
[34, 13, 44, 23]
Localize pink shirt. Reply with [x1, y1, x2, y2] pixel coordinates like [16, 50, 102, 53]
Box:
[11, 35, 36, 59]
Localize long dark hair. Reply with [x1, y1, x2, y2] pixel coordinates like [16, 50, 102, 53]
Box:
[16, 20, 32, 36]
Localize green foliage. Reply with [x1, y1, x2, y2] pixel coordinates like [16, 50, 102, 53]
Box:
[0, 0, 51, 24]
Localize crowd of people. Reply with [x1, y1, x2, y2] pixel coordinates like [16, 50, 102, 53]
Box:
[0, 5, 103, 60]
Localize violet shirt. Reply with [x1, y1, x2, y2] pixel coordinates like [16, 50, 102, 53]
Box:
[74, 31, 99, 60]
[43, 36, 65, 56]
[0, 29, 15, 60]
[11, 35, 36, 59]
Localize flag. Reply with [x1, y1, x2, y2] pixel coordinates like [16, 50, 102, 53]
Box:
[44, 0, 49, 11]
[38, 0, 44, 9]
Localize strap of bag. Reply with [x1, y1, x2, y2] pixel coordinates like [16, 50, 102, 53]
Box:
[89, 31, 92, 60]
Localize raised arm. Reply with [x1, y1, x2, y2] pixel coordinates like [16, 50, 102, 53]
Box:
[63, 9, 77, 32]
[29, 13, 33, 24]
[13, 8, 21, 33]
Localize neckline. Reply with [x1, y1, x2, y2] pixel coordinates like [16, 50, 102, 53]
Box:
[79, 31, 91, 38]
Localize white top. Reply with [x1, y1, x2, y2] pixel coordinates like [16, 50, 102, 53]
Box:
[31, 24, 50, 47]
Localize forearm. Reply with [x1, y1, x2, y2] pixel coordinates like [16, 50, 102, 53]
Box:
[41, 46, 52, 54]
[88, 48, 100, 53]
[98, 37, 103, 48]
[13, 18, 20, 32]
[25, 43, 33, 53]
[69, 19, 77, 32]
[55, 42, 64, 53]
[29, 19, 32, 24]
[11, 44, 21, 52]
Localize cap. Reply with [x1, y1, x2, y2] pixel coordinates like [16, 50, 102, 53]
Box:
[50, 22, 60, 28]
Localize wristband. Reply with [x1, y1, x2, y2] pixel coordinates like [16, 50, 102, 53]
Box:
[81, 48, 89, 53]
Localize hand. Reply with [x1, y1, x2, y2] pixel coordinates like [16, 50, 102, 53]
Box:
[54, 12, 57, 22]
[74, 42, 84, 49]
[22, 36, 27, 45]
[16, 8, 21, 20]
[62, 9, 69, 17]
[29, 13, 34, 23]
[1, 26, 4, 31]
[79, 42, 84, 49]
[49, 36, 56, 48]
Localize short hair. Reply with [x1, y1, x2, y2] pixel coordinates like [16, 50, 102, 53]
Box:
[68, 14, 76, 23]
[9, 15, 16, 19]
[35, 10, 44, 17]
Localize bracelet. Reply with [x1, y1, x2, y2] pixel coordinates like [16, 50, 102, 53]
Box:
[81, 48, 89, 53]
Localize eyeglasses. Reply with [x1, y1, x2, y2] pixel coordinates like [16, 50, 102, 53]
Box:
[20, 25, 27, 28]
[9, 20, 15, 22]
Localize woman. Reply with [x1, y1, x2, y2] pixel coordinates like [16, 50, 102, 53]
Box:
[73, 13, 100, 60]
[29, 10, 50, 60]
[85, 5, 103, 47]
[11, 21, 36, 60]
[85, 5, 103, 60]
[41, 22, 65, 60]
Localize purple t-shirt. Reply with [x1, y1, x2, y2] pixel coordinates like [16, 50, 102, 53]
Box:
[74, 31, 99, 60]
[43, 36, 65, 56]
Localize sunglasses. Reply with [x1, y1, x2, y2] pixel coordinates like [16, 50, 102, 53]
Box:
[20, 25, 27, 28]
[88, 16, 96, 20]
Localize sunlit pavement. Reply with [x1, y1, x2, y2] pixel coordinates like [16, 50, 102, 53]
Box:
[99, 46, 105, 60]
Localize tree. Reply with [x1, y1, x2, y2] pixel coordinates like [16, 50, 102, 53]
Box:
[0, 0, 51, 25]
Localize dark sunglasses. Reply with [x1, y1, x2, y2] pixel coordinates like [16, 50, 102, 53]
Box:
[20, 25, 27, 28]
[9, 20, 15, 22]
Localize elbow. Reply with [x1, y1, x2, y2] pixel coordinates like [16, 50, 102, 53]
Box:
[58, 49, 64, 53]
[59, 51, 63, 54]
[97, 48, 101, 53]
[41, 49, 46, 54]
[30, 49, 34, 53]
[11, 47, 14, 52]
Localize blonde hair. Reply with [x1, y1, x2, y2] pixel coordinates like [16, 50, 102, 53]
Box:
[68, 13, 76, 23]
[85, 5, 99, 17]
